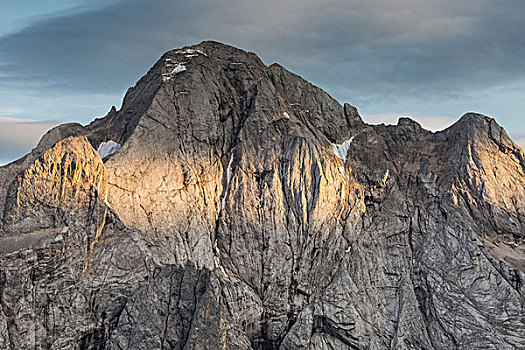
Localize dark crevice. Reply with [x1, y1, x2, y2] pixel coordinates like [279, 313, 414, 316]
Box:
[312, 315, 361, 350]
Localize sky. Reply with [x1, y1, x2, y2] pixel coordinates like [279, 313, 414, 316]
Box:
[0, 0, 524, 164]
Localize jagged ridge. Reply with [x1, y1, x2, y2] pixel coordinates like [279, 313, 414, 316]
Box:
[1, 41, 524, 350]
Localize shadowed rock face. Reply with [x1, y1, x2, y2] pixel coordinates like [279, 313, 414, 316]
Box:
[1, 41, 525, 349]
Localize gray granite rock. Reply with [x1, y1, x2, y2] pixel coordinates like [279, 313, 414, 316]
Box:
[1, 41, 524, 349]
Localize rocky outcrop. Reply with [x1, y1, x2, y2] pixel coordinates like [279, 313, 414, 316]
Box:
[1, 41, 524, 349]
[3, 136, 107, 234]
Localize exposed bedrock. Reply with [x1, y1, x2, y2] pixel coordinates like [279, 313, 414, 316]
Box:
[1, 41, 524, 349]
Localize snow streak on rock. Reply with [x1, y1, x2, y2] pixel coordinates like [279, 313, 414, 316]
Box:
[221, 150, 235, 210]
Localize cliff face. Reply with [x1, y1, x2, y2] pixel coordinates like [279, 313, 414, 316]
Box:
[1, 41, 525, 350]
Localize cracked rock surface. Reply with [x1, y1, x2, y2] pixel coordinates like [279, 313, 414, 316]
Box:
[1, 41, 525, 349]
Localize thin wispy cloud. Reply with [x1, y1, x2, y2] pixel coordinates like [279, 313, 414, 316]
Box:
[0, 117, 60, 165]
[2, 0, 525, 100]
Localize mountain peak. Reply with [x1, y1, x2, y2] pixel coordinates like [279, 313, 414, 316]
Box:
[1, 42, 524, 349]
[440, 112, 520, 154]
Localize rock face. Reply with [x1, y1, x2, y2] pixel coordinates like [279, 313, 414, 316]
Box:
[1, 41, 525, 349]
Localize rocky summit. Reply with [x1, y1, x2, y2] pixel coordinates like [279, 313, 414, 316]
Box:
[1, 41, 525, 350]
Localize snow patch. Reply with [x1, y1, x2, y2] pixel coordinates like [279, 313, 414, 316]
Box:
[162, 61, 187, 82]
[171, 63, 186, 74]
[179, 48, 208, 57]
[97, 140, 121, 159]
[332, 136, 355, 163]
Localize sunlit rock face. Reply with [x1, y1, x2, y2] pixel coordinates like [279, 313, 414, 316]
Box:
[1, 41, 525, 349]
[2, 136, 107, 235]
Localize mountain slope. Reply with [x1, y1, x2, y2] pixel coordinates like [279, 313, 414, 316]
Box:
[1, 41, 524, 350]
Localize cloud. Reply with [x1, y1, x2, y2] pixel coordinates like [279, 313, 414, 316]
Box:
[0, 0, 524, 163]
[0, 117, 60, 165]
[1, 0, 525, 101]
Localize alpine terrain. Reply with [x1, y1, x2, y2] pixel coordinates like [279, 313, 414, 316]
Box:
[1, 41, 525, 349]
